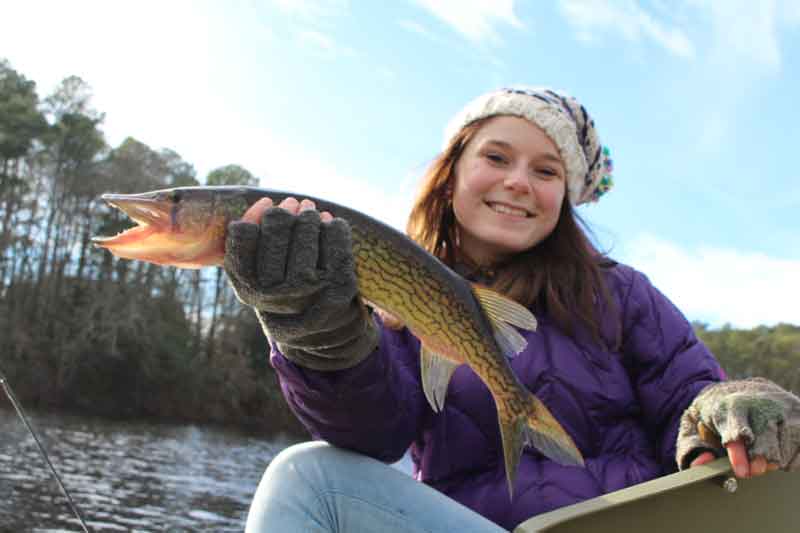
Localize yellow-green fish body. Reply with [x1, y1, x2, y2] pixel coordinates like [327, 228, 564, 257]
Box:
[93, 186, 584, 496]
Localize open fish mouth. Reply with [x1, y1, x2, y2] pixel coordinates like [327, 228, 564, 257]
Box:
[91, 193, 173, 247]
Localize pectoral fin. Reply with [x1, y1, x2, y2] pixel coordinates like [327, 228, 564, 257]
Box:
[472, 285, 537, 358]
[420, 345, 460, 412]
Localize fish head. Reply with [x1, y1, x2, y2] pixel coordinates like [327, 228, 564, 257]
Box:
[92, 187, 252, 269]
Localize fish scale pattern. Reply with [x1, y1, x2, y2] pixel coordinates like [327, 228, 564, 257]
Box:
[351, 225, 491, 366]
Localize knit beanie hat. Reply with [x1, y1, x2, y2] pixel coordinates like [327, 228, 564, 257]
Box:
[443, 86, 614, 205]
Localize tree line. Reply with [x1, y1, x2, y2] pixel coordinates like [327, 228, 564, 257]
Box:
[694, 322, 800, 394]
[1, 59, 797, 437]
[0, 59, 304, 437]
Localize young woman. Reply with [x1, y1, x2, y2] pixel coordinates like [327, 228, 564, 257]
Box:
[223, 87, 800, 532]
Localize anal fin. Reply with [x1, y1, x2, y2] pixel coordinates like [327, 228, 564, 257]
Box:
[420, 345, 460, 412]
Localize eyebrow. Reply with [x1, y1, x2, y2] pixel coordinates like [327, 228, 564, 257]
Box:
[483, 139, 564, 166]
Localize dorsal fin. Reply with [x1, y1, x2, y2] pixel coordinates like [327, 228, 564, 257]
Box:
[472, 285, 537, 358]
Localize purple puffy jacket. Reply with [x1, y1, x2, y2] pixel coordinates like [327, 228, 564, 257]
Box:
[270, 263, 725, 530]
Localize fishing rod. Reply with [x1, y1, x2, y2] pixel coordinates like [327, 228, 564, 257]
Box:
[0, 367, 91, 533]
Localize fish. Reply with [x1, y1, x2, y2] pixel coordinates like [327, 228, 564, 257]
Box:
[92, 186, 584, 496]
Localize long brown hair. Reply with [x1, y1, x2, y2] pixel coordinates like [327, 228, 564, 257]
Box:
[407, 118, 618, 346]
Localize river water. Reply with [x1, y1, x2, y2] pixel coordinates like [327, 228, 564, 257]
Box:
[0, 407, 296, 532]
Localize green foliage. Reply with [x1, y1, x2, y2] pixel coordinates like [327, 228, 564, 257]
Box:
[0, 59, 304, 439]
[206, 164, 258, 186]
[161, 148, 199, 187]
[0, 59, 47, 162]
[695, 322, 800, 393]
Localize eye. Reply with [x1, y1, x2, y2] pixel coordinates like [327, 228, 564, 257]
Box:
[170, 190, 182, 203]
[485, 152, 508, 165]
[535, 167, 561, 180]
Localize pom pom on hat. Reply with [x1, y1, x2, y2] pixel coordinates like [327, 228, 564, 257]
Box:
[443, 86, 614, 205]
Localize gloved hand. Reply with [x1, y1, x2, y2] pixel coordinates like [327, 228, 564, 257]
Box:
[677, 377, 800, 473]
[224, 198, 379, 371]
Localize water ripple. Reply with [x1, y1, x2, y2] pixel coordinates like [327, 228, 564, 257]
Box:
[0, 408, 292, 531]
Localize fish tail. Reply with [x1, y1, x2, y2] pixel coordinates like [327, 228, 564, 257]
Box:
[497, 390, 584, 499]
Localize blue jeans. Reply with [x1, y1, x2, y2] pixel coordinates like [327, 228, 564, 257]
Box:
[246, 441, 508, 532]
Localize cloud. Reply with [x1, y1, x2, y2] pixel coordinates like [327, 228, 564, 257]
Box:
[296, 29, 356, 57]
[620, 234, 800, 328]
[270, 0, 349, 20]
[558, 1, 800, 73]
[694, 0, 783, 71]
[398, 18, 506, 68]
[413, 0, 523, 44]
[687, 0, 800, 72]
[559, 0, 695, 59]
[399, 19, 441, 41]
[267, 1, 354, 58]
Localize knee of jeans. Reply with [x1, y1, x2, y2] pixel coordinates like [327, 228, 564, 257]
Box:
[265, 441, 346, 490]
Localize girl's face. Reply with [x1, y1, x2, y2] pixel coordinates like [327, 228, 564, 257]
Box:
[452, 115, 567, 266]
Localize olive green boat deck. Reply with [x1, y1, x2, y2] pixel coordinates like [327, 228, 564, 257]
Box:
[514, 458, 798, 533]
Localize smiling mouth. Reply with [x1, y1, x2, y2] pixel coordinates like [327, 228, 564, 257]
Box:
[486, 202, 532, 218]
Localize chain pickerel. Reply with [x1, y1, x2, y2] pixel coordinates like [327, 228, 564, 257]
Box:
[92, 186, 584, 496]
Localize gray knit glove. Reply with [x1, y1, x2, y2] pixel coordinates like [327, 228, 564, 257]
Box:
[224, 207, 379, 371]
[677, 378, 800, 471]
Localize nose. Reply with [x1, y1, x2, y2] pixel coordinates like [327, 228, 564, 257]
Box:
[503, 166, 532, 194]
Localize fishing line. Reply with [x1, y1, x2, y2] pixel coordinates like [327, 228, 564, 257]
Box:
[0, 368, 91, 533]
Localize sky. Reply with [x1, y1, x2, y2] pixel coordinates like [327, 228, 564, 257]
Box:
[2, 0, 799, 328]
